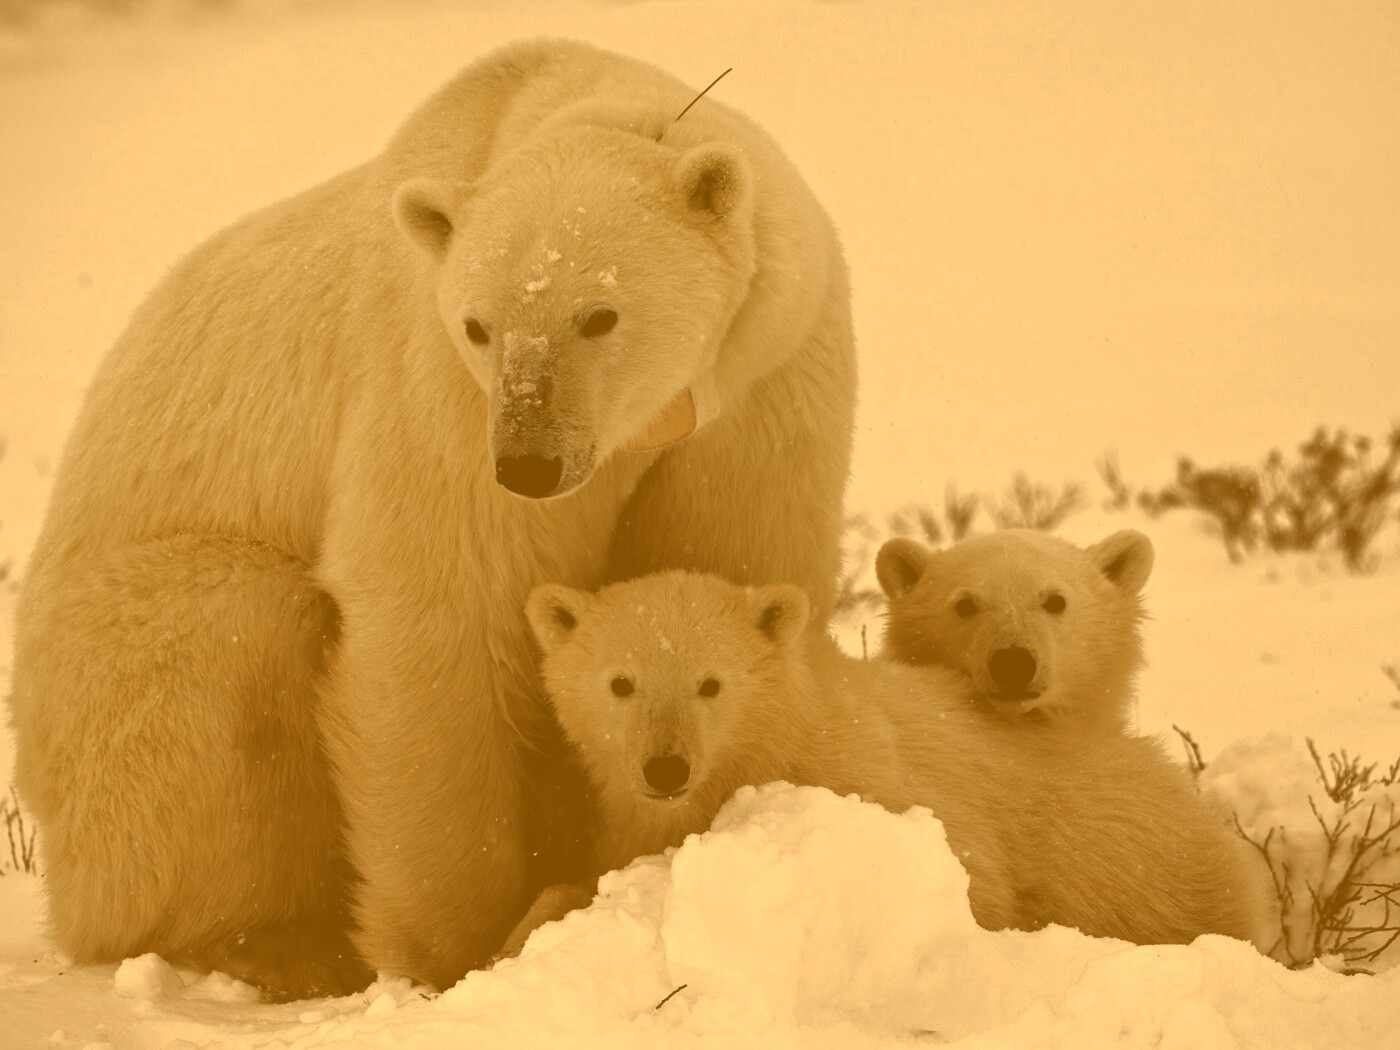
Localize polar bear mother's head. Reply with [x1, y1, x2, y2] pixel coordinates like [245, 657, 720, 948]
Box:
[392, 125, 757, 499]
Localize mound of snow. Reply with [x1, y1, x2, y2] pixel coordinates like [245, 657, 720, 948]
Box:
[122, 783, 1382, 1050]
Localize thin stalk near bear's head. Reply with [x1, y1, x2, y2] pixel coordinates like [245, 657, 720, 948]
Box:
[662, 67, 734, 138]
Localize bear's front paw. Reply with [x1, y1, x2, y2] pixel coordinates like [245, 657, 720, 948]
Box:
[192, 918, 375, 1004]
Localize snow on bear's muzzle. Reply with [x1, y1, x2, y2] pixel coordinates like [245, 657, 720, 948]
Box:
[490, 331, 598, 499]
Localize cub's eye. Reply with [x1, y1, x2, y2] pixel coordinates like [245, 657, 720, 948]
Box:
[698, 677, 721, 698]
[580, 307, 618, 338]
[1043, 593, 1067, 614]
[465, 318, 490, 346]
[609, 676, 635, 698]
[954, 596, 978, 618]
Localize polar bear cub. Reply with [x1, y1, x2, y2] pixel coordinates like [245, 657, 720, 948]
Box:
[876, 529, 1155, 732]
[521, 570, 1268, 952]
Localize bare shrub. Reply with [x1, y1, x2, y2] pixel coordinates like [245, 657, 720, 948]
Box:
[985, 473, 1085, 532]
[1097, 452, 1133, 512]
[1142, 458, 1262, 562]
[886, 503, 944, 548]
[1, 788, 38, 875]
[1197, 736, 1400, 972]
[942, 484, 980, 542]
[1172, 724, 1206, 778]
[1104, 426, 1400, 570]
[1259, 428, 1400, 570]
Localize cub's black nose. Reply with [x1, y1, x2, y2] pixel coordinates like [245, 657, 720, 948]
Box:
[989, 647, 1037, 692]
[494, 455, 563, 499]
[643, 755, 691, 795]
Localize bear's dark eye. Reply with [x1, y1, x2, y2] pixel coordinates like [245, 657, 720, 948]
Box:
[1043, 593, 1067, 614]
[698, 677, 721, 698]
[465, 318, 490, 346]
[609, 676, 634, 698]
[954, 596, 978, 618]
[580, 307, 618, 338]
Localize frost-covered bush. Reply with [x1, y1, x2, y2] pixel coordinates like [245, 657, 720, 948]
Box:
[1196, 735, 1400, 973]
[1105, 426, 1400, 570]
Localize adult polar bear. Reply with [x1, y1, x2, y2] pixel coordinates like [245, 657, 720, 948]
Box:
[8, 39, 855, 999]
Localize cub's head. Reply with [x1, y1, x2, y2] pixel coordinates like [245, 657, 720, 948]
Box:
[525, 571, 808, 806]
[875, 529, 1154, 729]
[393, 113, 756, 500]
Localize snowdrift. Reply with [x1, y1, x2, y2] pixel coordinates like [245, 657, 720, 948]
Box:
[4, 783, 1398, 1048]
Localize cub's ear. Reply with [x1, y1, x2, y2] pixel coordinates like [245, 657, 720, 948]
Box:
[674, 143, 752, 225]
[526, 584, 592, 654]
[1087, 530, 1155, 596]
[876, 538, 934, 601]
[748, 584, 810, 649]
[391, 178, 466, 259]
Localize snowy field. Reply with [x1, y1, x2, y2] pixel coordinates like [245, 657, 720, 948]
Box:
[1, 0, 1399, 1046]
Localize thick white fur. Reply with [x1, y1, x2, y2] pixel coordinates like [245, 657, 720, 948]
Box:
[6, 38, 855, 997]
[521, 571, 1272, 951]
[877, 529, 1155, 732]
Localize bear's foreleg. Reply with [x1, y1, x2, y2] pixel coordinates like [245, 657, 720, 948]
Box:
[318, 614, 534, 991]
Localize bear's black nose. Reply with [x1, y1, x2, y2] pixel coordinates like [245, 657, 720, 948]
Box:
[643, 755, 691, 795]
[989, 647, 1037, 691]
[494, 455, 563, 498]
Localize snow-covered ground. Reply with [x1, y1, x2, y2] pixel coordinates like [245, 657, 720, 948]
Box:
[2, 1, 1398, 1046]
[4, 783, 1400, 1049]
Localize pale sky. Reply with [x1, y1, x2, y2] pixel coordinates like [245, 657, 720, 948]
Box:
[1, 0, 1397, 518]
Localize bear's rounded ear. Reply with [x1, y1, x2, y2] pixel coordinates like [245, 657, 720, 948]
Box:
[1088, 530, 1155, 596]
[526, 584, 592, 654]
[673, 143, 752, 225]
[391, 178, 466, 259]
[748, 583, 809, 649]
[876, 538, 934, 601]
